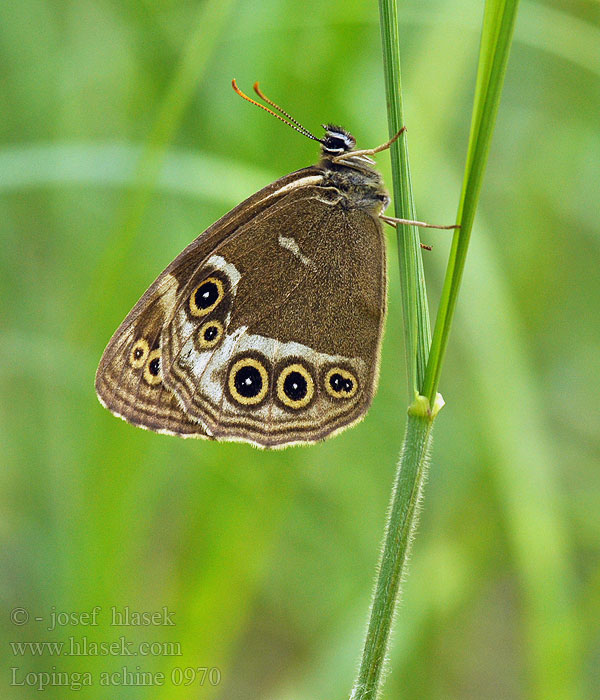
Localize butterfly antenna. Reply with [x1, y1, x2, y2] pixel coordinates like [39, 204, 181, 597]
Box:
[253, 82, 318, 140]
[232, 79, 321, 143]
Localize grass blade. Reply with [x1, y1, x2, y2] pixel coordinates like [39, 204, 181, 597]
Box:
[422, 0, 521, 401]
[378, 0, 431, 396]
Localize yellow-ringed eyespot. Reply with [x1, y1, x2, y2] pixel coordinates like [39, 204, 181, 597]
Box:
[189, 277, 224, 316]
[276, 363, 314, 409]
[228, 357, 269, 406]
[129, 338, 149, 369]
[143, 349, 162, 385]
[196, 320, 224, 349]
[325, 367, 358, 399]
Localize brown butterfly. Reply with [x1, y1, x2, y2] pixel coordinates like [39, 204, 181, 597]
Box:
[95, 81, 455, 448]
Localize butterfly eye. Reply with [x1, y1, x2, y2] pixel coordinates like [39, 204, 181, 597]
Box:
[129, 338, 149, 369]
[276, 363, 314, 409]
[196, 320, 224, 349]
[228, 357, 269, 406]
[143, 349, 162, 385]
[325, 367, 358, 399]
[325, 137, 346, 152]
[321, 126, 356, 154]
[189, 277, 224, 316]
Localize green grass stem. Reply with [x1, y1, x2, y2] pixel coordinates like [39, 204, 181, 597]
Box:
[351, 0, 520, 697]
[350, 411, 435, 700]
[378, 0, 431, 396]
[422, 0, 521, 402]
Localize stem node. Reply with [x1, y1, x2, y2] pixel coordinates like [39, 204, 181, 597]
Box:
[408, 392, 445, 419]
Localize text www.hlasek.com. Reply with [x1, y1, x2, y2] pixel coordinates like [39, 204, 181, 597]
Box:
[10, 637, 180, 657]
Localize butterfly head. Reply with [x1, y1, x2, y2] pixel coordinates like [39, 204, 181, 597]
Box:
[320, 125, 356, 155]
[319, 124, 377, 169]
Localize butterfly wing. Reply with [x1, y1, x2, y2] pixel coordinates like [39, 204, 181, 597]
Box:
[95, 268, 212, 437]
[161, 183, 386, 447]
[95, 167, 325, 438]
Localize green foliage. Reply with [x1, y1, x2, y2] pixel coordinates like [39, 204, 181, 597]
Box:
[0, 1, 598, 699]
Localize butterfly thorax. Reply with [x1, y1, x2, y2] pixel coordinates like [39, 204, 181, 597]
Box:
[317, 125, 390, 216]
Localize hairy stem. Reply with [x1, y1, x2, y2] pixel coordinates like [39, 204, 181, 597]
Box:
[350, 408, 437, 699]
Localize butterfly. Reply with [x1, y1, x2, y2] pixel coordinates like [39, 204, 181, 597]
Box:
[95, 81, 455, 448]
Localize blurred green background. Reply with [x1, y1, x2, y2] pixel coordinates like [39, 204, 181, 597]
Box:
[1, 0, 598, 698]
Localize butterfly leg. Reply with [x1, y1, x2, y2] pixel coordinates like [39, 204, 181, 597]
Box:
[379, 214, 459, 230]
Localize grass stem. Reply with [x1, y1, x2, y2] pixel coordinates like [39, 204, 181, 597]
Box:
[350, 1, 520, 697]
[378, 0, 431, 397]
